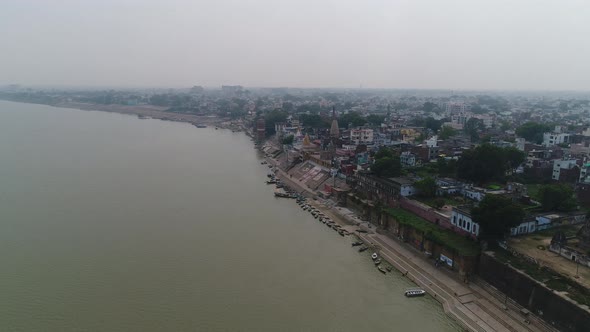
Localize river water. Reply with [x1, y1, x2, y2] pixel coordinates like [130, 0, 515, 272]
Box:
[0, 100, 460, 331]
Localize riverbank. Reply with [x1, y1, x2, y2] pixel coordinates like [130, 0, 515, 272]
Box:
[0, 99, 229, 128]
[56, 101, 228, 127]
[264, 153, 555, 332]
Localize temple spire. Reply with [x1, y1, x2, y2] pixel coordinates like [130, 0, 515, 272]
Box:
[330, 107, 339, 138]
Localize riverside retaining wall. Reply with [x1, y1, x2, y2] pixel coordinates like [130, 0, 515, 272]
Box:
[479, 253, 590, 332]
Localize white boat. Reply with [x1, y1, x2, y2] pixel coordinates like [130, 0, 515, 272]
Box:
[371, 253, 378, 260]
[405, 289, 426, 297]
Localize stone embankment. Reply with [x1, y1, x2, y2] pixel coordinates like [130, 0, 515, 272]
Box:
[265, 154, 557, 332]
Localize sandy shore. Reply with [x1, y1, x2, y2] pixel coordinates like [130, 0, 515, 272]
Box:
[53, 102, 224, 126]
[1, 99, 226, 127]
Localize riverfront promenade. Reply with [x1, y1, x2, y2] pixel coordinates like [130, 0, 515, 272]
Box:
[266, 156, 557, 332]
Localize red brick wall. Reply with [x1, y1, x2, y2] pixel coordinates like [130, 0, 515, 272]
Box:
[399, 199, 452, 229]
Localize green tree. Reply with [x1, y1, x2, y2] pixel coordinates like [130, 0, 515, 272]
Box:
[504, 146, 526, 170]
[516, 122, 552, 144]
[439, 125, 457, 139]
[457, 144, 524, 184]
[374, 147, 394, 159]
[282, 101, 295, 113]
[436, 158, 458, 177]
[264, 109, 288, 136]
[299, 114, 329, 128]
[422, 102, 437, 113]
[464, 118, 484, 141]
[433, 198, 446, 209]
[415, 176, 437, 198]
[538, 184, 577, 212]
[281, 135, 294, 145]
[411, 117, 443, 132]
[339, 111, 367, 127]
[471, 195, 525, 240]
[372, 156, 401, 178]
[366, 114, 386, 126]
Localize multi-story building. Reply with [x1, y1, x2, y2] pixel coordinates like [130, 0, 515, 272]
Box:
[373, 132, 393, 147]
[347, 172, 416, 206]
[543, 132, 570, 147]
[436, 178, 464, 196]
[255, 118, 266, 142]
[579, 160, 590, 183]
[350, 128, 374, 145]
[445, 102, 469, 114]
[552, 158, 579, 182]
[400, 151, 417, 168]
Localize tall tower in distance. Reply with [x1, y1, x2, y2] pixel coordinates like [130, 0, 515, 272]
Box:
[330, 107, 339, 139]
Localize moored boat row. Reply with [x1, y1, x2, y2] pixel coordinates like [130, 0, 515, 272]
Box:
[260, 158, 426, 300]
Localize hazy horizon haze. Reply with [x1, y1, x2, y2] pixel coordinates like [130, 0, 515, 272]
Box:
[1, 0, 589, 91]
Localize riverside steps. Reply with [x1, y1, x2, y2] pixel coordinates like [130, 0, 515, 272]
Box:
[265, 155, 558, 332]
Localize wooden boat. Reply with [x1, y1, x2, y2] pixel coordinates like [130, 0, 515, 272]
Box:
[358, 246, 368, 252]
[275, 191, 295, 198]
[377, 266, 387, 274]
[405, 289, 426, 297]
[374, 258, 382, 265]
[351, 241, 363, 247]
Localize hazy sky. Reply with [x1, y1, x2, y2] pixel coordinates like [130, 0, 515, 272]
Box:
[1, 0, 589, 90]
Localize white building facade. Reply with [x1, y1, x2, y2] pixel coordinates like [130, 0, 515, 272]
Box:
[552, 159, 578, 181]
[451, 206, 480, 237]
[543, 132, 570, 147]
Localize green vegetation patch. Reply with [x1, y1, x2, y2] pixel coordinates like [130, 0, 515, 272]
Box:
[526, 184, 542, 201]
[545, 278, 569, 292]
[536, 225, 581, 238]
[417, 196, 466, 208]
[493, 248, 554, 282]
[384, 208, 480, 256]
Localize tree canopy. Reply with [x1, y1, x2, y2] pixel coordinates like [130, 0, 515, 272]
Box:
[374, 147, 395, 159]
[264, 109, 288, 136]
[471, 195, 525, 240]
[538, 184, 577, 212]
[516, 122, 552, 144]
[298, 114, 329, 128]
[464, 118, 484, 141]
[372, 147, 401, 178]
[372, 156, 401, 178]
[411, 117, 444, 132]
[439, 125, 457, 139]
[422, 102, 438, 113]
[456, 144, 525, 184]
[436, 158, 458, 177]
[281, 135, 294, 145]
[339, 111, 366, 128]
[414, 176, 437, 198]
[366, 114, 386, 126]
